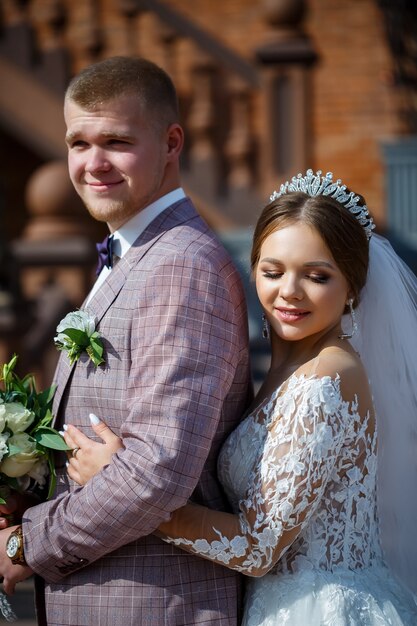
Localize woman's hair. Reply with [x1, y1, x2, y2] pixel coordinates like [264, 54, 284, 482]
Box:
[65, 56, 179, 132]
[251, 191, 370, 308]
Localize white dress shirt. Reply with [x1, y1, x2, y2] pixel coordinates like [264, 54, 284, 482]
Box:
[86, 187, 186, 305]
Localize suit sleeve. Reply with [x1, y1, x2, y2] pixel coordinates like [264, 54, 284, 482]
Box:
[23, 252, 245, 582]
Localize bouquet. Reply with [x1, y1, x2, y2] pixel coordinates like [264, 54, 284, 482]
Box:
[0, 356, 69, 621]
[0, 355, 69, 504]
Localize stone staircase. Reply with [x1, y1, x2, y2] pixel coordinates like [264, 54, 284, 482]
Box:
[0, 0, 317, 382]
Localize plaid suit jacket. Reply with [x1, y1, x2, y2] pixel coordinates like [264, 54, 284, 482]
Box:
[23, 198, 252, 626]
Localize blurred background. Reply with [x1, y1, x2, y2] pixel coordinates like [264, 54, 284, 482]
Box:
[0, 0, 417, 619]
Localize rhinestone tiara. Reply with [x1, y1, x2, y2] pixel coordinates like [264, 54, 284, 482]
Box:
[269, 169, 375, 240]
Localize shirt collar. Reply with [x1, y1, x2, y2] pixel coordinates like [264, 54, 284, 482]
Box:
[112, 188, 186, 258]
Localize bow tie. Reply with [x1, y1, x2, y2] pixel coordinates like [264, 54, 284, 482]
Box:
[95, 234, 114, 276]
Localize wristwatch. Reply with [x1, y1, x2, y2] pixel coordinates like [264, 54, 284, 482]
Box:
[6, 526, 26, 565]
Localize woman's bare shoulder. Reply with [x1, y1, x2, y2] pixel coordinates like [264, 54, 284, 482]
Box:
[294, 344, 372, 406]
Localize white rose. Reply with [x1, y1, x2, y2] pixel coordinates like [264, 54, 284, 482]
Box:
[0, 432, 9, 463]
[55, 310, 96, 342]
[0, 433, 39, 477]
[0, 404, 7, 434]
[3, 401, 35, 434]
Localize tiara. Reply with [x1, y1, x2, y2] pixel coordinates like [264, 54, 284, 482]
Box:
[269, 169, 375, 240]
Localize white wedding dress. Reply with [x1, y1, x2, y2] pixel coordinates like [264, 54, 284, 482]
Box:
[163, 373, 417, 625]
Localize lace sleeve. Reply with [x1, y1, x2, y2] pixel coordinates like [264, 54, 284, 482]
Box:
[157, 375, 351, 577]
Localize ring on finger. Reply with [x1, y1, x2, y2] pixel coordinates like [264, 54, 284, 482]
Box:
[72, 446, 80, 458]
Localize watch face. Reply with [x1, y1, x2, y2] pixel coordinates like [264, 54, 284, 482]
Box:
[6, 535, 19, 558]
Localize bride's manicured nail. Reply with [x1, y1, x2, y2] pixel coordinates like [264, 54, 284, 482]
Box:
[59, 431, 65, 437]
[89, 413, 100, 425]
[63, 424, 68, 431]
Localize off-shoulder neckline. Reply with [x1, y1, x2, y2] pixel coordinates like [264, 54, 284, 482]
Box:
[250, 373, 342, 424]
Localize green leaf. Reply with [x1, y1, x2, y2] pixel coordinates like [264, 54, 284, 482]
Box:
[1, 355, 18, 391]
[72, 344, 84, 362]
[36, 385, 56, 408]
[47, 455, 57, 500]
[61, 328, 90, 347]
[86, 344, 105, 367]
[21, 373, 35, 393]
[34, 428, 71, 451]
[34, 408, 54, 430]
[90, 336, 104, 357]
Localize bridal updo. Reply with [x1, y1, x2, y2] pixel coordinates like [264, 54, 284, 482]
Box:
[251, 191, 370, 309]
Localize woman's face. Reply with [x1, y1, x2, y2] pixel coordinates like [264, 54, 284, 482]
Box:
[255, 222, 351, 343]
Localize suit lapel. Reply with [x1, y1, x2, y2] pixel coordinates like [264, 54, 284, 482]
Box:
[53, 197, 198, 417]
[84, 197, 198, 323]
[52, 349, 75, 417]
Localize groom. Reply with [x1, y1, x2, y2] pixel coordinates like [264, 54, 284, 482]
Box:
[0, 56, 252, 625]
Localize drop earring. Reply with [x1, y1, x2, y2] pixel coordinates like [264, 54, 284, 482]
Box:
[262, 313, 270, 340]
[339, 298, 358, 339]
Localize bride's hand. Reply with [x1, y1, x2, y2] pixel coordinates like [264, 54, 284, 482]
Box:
[64, 414, 124, 486]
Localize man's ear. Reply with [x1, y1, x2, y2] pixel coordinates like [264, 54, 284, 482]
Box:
[166, 123, 184, 159]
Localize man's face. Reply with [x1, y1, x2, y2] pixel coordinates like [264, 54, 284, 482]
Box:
[64, 94, 169, 231]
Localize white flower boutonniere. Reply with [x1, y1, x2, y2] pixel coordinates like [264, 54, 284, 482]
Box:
[54, 310, 105, 367]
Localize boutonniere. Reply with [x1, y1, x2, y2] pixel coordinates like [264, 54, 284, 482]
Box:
[54, 310, 105, 367]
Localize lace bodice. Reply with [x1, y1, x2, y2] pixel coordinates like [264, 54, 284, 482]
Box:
[160, 374, 381, 577]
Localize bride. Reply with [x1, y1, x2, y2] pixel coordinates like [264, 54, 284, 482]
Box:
[64, 170, 417, 624]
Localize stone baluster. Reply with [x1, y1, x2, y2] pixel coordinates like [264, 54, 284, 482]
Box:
[154, 20, 180, 80]
[187, 50, 219, 199]
[17, 160, 100, 303]
[0, 0, 33, 67]
[188, 51, 218, 160]
[9, 159, 102, 384]
[117, 0, 144, 57]
[2, 0, 27, 24]
[223, 76, 259, 223]
[225, 77, 253, 191]
[23, 160, 96, 241]
[67, 0, 103, 73]
[30, 0, 69, 94]
[255, 0, 317, 196]
[31, 0, 65, 51]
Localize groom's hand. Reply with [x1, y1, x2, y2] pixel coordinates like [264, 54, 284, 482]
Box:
[0, 526, 33, 595]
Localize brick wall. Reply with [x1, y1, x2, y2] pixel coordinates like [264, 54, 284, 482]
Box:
[147, 0, 400, 225]
[307, 0, 401, 224]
